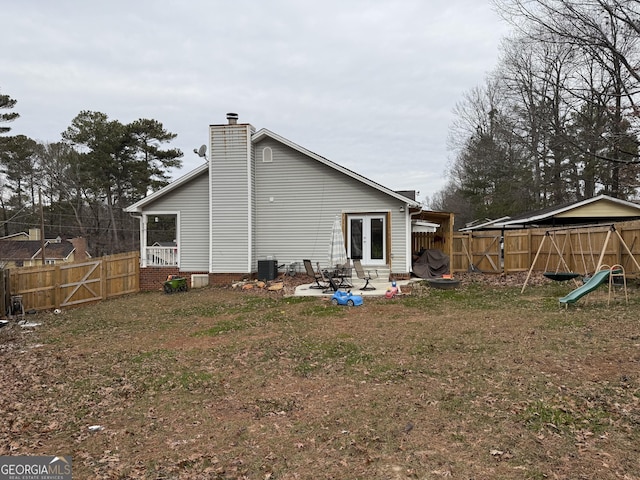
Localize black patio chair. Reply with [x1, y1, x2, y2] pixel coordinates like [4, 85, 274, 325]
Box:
[303, 259, 328, 289]
[322, 273, 341, 294]
[353, 259, 378, 291]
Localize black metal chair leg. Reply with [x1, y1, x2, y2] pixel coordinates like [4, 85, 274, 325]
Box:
[360, 279, 376, 291]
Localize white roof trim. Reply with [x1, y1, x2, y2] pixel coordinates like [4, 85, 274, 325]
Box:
[459, 216, 511, 232]
[556, 194, 640, 213]
[252, 128, 421, 207]
[493, 194, 640, 228]
[411, 220, 439, 233]
[124, 163, 209, 213]
[124, 126, 422, 213]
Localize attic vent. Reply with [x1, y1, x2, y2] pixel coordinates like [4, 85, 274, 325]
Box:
[226, 112, 238, 124]
[262, 147, 273, 163]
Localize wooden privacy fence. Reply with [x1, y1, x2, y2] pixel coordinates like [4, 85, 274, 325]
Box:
[2, 251, 140, 314]
[452, 221, 640, 277]
[452, 231, 502, 273]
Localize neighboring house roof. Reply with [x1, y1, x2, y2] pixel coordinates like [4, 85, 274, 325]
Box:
[152, 241, 177, 247]
[0, 240, 75, 261]
[46, 242, 75, 260]
[0, 232, 29, 240]
[462, 195, 640, 231]
[125, 128, 420, 213]
[459, 217, 510, 232]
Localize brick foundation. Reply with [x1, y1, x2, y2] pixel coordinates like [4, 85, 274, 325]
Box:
[140, 268, 411, 292]
[139, 268, 255, 291]
[140, 267, 181, 292]
[390, 272, 411, 281]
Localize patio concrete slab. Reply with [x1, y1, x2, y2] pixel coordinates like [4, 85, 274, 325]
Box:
[293, 278, 417, 297]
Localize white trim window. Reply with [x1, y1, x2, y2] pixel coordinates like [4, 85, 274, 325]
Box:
[262, 146, 273, 163]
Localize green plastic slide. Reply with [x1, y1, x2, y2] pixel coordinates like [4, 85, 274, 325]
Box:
[559, 269, 614, 304]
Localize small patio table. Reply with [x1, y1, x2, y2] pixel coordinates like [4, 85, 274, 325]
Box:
[331, 266, 353, 289]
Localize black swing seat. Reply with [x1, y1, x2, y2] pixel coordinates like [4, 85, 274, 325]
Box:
[543, 272, 581, 281]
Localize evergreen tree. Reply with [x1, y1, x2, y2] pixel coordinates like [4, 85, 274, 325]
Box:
[61, 111, 182, 254]
[0, 90, 19, 135]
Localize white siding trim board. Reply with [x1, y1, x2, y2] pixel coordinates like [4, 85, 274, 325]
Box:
[246, 126, 253, 274]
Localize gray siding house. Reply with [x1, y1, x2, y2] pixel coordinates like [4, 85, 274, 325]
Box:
[125, 113, 427, 283]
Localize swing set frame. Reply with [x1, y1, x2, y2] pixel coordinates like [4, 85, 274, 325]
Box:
[521, 224, 640, 293]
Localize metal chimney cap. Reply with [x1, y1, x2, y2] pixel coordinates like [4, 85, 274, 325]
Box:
[226, 112, 239, 124]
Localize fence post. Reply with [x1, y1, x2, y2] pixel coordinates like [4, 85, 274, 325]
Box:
[0, 270, 6, 317]
[54, 264, 61, 309]
[135, 252, 141, 292]
[102, 256, 108, 300]
[503, 231, 509, 273]
[527, 230, 532, 271]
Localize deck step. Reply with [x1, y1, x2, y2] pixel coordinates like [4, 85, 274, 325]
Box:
[357, 265, 391, 282]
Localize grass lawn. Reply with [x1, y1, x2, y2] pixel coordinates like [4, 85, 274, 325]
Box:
[1, 277, 639, 479]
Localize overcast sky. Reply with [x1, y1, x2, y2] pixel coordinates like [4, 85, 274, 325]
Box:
[3, 0, 511, 204]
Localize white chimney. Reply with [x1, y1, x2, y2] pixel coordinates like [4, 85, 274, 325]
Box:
[29, 228, 41, 241]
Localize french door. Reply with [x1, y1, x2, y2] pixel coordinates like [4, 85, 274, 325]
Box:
[347, 215, 386, 265]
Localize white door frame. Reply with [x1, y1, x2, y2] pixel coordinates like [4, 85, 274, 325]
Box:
[347, 214, 386, 266]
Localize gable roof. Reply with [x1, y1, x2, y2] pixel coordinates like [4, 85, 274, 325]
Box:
[125, 163, 209, 213]
[0, 232, 29, 240]
[125, 127, 420, 213]
[463, 195, 640, 231]
[253, 129, 420, 206]
[0, 240, 75, 261]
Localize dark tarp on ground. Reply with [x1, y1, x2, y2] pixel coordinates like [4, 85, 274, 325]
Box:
[412, 249, 450, 279]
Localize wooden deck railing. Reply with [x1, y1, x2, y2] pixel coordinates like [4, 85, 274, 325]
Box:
[144, 246, 178, 267]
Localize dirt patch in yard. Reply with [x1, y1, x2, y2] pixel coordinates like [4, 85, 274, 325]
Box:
[1, 274, 639, 479]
